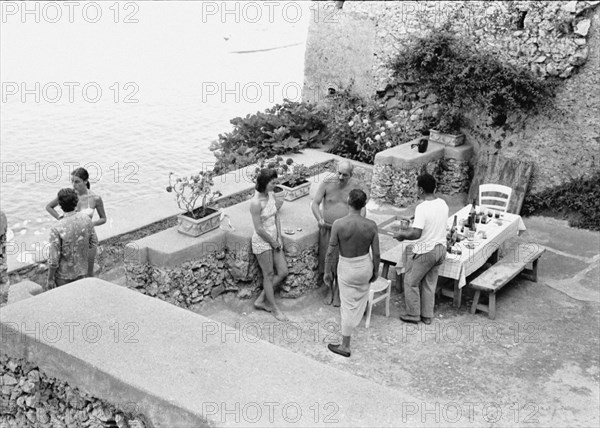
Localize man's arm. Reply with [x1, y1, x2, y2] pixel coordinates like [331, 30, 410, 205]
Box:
[394, 227, 422, 241]
[311, 181, 327, 226]
[370, 224, 380, 282]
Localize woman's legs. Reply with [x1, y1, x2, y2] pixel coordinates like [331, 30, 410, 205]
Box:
[255, 250, 287, 321]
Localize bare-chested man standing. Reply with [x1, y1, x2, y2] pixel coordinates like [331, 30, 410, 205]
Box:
[311, 161, 366, 306]
[324, 189, 380, 358]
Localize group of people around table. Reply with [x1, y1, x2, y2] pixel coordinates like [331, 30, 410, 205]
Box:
[250, 161, 449, 358]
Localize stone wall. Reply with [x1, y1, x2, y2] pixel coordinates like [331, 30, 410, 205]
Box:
[0, 355, 148, 427]
[304, 1, 600, 194]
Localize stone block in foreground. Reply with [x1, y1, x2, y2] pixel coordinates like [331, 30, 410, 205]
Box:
[1, 278, 433, 427]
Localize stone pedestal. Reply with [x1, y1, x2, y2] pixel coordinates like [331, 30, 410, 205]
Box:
[371, 138, 473, 207]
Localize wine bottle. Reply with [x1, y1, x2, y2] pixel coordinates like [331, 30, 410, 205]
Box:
[469, 198, 477, 231]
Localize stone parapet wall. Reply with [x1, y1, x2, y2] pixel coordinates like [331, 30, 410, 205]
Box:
[0, 354, 147, 428]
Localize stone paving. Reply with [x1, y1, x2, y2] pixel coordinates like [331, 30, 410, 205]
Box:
[195, 206, 600, 427]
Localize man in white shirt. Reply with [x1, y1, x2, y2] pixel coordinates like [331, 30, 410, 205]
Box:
[393, 173, 448, 324]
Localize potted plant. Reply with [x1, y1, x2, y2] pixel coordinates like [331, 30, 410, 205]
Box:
[277, 159, 311, 201]
[427, 105, 465, 147]
[250, 156, 311, 203]
[166, 170, 223, 237]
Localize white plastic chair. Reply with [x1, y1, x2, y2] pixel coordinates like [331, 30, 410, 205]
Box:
[479, 184, 513, 213]
[365, 278, 392, 328]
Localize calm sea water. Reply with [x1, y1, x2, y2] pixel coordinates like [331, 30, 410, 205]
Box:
[0, 2, 309, 265]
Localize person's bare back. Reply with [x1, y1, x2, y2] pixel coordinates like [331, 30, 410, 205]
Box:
[335, 215, 378, 258]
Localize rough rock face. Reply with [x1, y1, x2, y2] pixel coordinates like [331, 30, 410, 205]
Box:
[304, 1, 600, 195]
[0, 354, 147, 428]
[371, 158, 471, 207]
[125, 245, 321, 307]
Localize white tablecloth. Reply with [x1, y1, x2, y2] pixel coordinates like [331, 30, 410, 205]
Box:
[381, 205, 526, 288]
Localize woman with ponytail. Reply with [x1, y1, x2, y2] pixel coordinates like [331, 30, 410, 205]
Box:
[46, 167, 106, 276]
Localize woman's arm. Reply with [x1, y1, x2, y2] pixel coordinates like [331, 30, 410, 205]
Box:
[250, 200, 278, 247]
[93, 195, 107, 227]
[46, 197, 62, 220]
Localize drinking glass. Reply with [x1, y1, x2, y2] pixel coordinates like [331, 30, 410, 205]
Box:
[487, 209, 493, 219]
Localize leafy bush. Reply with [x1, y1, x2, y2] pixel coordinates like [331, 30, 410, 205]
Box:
[522, 171, 600, 231]
[210, 100, 328, 174]
[387, 27, 555, 133]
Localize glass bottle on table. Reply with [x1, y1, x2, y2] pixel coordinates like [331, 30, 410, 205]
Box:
[468, 197, 477, 230]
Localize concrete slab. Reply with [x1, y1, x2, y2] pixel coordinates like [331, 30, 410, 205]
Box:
[1, 278, 437, 428]
[443, 144, 474, 161]
[128, 226, 226, 267]
[374, 139, 445, 169]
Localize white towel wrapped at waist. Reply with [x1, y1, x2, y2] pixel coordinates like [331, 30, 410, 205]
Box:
[338, 253, 373, 336]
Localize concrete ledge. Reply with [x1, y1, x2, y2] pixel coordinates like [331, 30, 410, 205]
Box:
[443, 143, 474, 161]
[127, 227, 226, 267]
[374, 139, 445, 169]
[0, 278, 429, 427]
[7, 280, 43, 304]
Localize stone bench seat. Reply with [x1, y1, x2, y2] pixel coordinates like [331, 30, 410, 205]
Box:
[0, 279, 431, 427]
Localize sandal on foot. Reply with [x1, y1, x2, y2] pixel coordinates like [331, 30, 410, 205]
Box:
[327, 344, 351, 358]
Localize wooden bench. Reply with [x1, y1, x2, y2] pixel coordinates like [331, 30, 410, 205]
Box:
[469, 243, 545, 319]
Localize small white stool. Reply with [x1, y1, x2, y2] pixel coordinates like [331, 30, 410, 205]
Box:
[365, 278, 392, 328]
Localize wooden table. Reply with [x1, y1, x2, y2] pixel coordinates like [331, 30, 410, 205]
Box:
[380, 205, 526, 307]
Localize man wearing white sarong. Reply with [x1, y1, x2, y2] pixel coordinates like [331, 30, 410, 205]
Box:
[324, 189, 380, 358]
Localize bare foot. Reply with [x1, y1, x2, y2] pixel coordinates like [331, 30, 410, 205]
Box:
[332, 292, 341, 307]
[254, 301, 272, 313]
[272, 309, 289, 322]
[254, 293, 272, 313]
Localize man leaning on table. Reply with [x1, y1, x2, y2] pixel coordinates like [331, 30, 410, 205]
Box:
[393, 173, 448, 325]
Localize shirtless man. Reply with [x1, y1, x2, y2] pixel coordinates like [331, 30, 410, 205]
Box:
[311, 161, 366, 306]
[324, 189, 380, 357]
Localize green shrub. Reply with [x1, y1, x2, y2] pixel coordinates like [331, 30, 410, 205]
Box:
[522, 171, 600, 231]
[210, 100, 328, 174]
[387, 27, 555, 133]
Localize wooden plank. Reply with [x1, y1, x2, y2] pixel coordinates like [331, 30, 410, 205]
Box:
[468, 152, 534, 214]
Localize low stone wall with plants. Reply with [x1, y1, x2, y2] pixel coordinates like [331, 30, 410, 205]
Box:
[0, 354, 148, 427]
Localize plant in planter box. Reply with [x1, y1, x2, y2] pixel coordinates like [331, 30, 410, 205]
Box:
[250, 156, 311, 202]
[428, 105, 465, 146]
[166, 171, 223, 237]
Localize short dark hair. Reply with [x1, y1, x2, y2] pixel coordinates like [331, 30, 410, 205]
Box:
[417, 173, 436, 193]
[255, 168, 278, 193]
[58, 188, 79, 212]
[348, 189, 367, 210]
